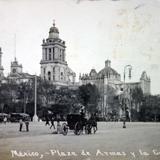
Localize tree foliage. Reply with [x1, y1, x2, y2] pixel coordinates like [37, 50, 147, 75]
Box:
[139, 95, 160, 121]
[78, 83, 100, 113]
[131, 87, 143, 108]
[106, 85, 120, 120]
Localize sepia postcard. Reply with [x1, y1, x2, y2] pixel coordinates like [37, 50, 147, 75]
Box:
[0, 0, 160, 160]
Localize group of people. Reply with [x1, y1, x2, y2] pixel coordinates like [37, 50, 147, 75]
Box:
[19, 117, 30, 132]
[45, 114, 61, 133]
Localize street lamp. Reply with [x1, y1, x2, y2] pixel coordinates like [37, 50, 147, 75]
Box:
[22, 81, 29, 114]
[122, 65, 132, 128]
[33, 75, 38, 122]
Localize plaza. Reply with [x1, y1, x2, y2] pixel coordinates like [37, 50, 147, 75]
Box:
[0, 122, 160, 160]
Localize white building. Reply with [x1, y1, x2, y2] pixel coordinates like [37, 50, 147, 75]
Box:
[40, 21, 76, 86]
[7, 58, 34, 83]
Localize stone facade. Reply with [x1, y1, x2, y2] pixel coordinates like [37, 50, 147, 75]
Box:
[40, 22, 76, 86]
[10, 58, 22, 74]
[80, 60, 122, 118]
[7, 58, 34, 83]
[80, 60, 122, 90]
[0, 21, 151, 118]
[79, 60, 151, 118]
[80, 60, 121, 86]
[140, 71, 151, 95]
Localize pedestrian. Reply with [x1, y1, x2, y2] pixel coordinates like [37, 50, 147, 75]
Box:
[45, 116, 50, 126]
[3, 116, 7, 125]
[25, 118, 29, 132]
[19, 119, 23, 132]
[50, 116, 55, 129]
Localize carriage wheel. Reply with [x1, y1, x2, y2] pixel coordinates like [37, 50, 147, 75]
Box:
[74, 122, 82, 135]
[62, 123, 68, 136]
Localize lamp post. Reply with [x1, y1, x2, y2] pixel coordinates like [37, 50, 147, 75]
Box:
[22, 82, 28, 114]
[122, 65, 132, 128]
[23, 85, 26, 113]
[33, 75, 38, 122]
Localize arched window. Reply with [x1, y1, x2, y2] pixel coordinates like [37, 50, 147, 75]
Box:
[53, 67, 55, 81]
[53, 53, 55, 60]
[61, 72, 63, 80]
[52, 48, 55, 60]
[60, 54, 62, 60]
[49, 54, 51, 60]
[48, 71, 51, 81]
[45, 53, 47, 60]
[53, 67, 55, 73]
[12, 68, 16, 73]
[45, 48, 47, 60]
[62, 53, 64, 61]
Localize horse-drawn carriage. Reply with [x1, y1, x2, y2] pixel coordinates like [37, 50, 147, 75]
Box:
[61, 113, 97, 136]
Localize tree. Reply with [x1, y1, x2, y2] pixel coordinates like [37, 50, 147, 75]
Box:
[131, 87, 143, 111]
[130, 87, 143, 121]
[36, 80, 80, 117]
[140, 95, 160, 122]
[78, 83, 100, 113]
[0, 82, 20, 113]
[17, 82, 34, 113]
[50, 87, 78, 115]
[37, 79, 56, 107]
[106, 85, 120, 120]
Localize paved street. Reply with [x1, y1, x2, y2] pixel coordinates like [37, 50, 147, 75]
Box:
[0, 122, 160, 160]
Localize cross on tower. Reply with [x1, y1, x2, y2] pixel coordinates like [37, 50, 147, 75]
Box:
[53, 19, 55, 26]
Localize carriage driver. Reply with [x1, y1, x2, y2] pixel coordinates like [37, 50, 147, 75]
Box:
[79, 105, 85, 118]
[79, 105, 86, 130]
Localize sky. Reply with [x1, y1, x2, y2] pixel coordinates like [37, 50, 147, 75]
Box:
[0, 0, 160, 94]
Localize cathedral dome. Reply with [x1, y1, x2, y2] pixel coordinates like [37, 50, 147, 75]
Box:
[49, 20, 59, 33]
[98, 60, 120, 78]
[98, 67, 119, 77]
[48, 21, 59, 39]
[49, 25, 59, 34]
[89, 69, 97, 77]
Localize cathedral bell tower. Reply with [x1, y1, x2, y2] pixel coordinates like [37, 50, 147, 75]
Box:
[40, 21, 75, 86]
[11, 57, 23, 74]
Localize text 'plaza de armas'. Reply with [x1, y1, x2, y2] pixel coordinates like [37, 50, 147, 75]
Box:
[0, 21, 151, 118]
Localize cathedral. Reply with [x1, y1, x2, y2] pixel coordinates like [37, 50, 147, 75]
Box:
[40, 21, 76, 86]
[79, 60, 121, 90]
[0, 21, 76, 86]
[79, 60, 151, 119]
[0, 20, 151, 119]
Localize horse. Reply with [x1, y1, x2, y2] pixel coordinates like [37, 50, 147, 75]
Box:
[85, 115, 97, 134]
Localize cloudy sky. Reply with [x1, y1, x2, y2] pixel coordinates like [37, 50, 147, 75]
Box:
[0, 0, 160, 94]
